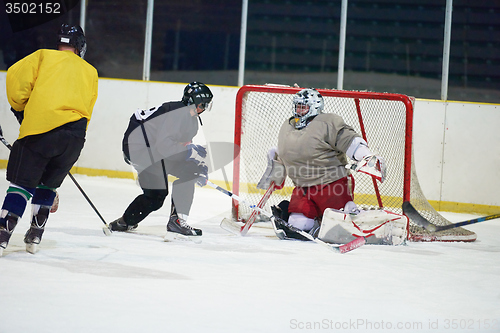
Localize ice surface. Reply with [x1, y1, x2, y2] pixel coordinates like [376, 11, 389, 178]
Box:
[0, 171, 499, 333]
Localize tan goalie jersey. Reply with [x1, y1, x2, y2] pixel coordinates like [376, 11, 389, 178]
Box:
[277, 113, 360, 187]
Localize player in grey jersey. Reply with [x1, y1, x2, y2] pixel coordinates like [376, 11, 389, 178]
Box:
[109, 82, 213, 242]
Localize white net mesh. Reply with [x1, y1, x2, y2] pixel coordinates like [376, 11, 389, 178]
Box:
[232, 85, 476, 242]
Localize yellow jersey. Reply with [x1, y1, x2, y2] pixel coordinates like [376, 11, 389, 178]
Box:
[6, 49, 98, 139]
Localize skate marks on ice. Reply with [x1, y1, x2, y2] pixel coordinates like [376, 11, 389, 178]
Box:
[3, 244, 188, 280]
[6, 255, 188, 280]
[2, 229, 188, 280]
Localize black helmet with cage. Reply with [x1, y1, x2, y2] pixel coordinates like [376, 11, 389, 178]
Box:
[57, 24, 87, 58]
[181, 82, 213, 112]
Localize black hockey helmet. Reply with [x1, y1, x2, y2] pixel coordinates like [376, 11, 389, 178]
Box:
[181, 82, 213, 112]
[57, 24, 87, 58]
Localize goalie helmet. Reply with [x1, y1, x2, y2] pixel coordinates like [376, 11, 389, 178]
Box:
[181, 82, 213, 112]
[292, 88, 324, 129]
[57, 24, 87, 58]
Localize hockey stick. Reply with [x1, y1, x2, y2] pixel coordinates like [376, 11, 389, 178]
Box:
[402, 201, 500, 232]
[241, 182, 275, 235]
[272, 217, 366, 254]
[205, 179, 365, 253]
[0, 125, 111, 236]
[220, 181, 276, 236]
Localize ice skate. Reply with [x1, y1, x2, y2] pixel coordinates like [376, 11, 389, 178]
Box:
[24, 206, 50, 254]
[108, 217, 138, 232]
[270, 205, 311, 241]
[271, 218, 312, 241]
[0, 229, 10, 257]
[165, 212, 202, 243]
[0, 211, 20, 257]
[24, 227, 44, 254]
[270, 216, 286, 240]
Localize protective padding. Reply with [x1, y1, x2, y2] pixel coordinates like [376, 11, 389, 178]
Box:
[319, 208, 408, 245]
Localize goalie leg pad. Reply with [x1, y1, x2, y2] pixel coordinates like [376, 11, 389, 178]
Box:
[318, 208, 407, 245]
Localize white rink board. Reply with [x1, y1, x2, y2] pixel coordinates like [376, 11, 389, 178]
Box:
[0, 72, 498, 208]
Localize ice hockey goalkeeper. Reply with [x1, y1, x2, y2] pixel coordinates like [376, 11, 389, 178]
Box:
[259, 88, 407, 246]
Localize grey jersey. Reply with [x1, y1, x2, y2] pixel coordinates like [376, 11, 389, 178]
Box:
[124, 102, 198, 173]
[277, 113, 360, 187]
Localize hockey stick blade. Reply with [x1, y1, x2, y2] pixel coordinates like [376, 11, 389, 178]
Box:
[403, 201, 500, 232]
[207, 179, 273, 235]
[220, 217, 244, 235]
[220, 183, 275, 236]
[402, 201, 436, 231]
[240, 182, 275, 235]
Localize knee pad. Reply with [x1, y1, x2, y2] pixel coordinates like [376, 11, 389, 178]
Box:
[288, 213, 316, 232]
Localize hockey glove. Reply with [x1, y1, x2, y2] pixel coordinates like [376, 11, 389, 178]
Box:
[257, 147, 286, 190]
[195, 163, 208, 187]
[186, 144, 207, 165]
[346, 154, 387, 183]
[10, 107, 24, 125]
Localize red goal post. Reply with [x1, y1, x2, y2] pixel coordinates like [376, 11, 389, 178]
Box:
[231, 84, 476, 242]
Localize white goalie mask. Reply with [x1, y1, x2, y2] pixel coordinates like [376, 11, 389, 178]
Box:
[292, 88, 324, 129]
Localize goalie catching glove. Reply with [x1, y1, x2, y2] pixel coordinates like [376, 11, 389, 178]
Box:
[345, 137, 386, 182]
[346, 154, 387, 183]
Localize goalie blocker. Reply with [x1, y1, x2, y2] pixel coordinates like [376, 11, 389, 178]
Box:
[256, 147, 286, 191]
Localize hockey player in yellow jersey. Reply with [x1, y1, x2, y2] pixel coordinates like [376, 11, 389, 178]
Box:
[0, 24, 98, 256]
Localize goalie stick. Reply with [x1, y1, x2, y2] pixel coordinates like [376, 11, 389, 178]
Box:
[402, 201, 500, 232]
[0, 125, 112, 236]
[273, 217, 366, 254]
[205, 179, 365, 253]
[220, 181, 276, 236]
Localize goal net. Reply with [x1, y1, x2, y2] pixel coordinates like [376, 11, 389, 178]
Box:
[231, 84, 476, 242]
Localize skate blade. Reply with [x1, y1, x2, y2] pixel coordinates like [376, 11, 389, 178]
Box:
[220, 218, 243, 235]
[164, 232, 202, 244]
[0, 247, 3, 257]
[26, 243, 39, 254]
